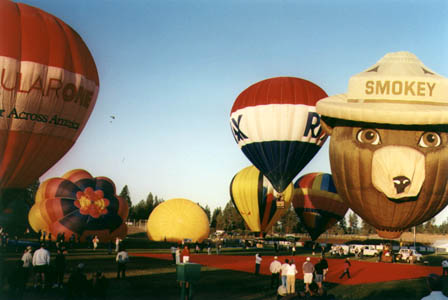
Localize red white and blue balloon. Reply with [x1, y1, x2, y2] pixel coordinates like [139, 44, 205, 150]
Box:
[230, 77, 328, 193]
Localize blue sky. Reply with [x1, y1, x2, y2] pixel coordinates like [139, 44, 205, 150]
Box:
[18, 0, 448, 223]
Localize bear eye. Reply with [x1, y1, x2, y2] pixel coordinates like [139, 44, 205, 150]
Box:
[356, 129, 381, 145]
[418, 132, 441, 148]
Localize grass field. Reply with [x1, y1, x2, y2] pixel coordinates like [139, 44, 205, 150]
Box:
[1, 233, 448, 300]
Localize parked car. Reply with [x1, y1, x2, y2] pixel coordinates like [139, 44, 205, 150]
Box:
[330, 244, 349, 256]
[396, 248, 422, 262]
[349, 244, 364, 256]
[363, 245, 380, 256]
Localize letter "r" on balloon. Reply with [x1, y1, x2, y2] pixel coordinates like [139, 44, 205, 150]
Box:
[303, 112, 322, 138]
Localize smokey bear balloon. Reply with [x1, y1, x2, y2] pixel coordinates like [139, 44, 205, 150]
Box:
[316, 51, 448, 239]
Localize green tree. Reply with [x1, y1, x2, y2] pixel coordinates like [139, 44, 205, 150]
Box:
[279, 208, 300, 234]
[337, 216, 348, 234]
[348, 212, 359, 234]
[203, 205, 211, 222]
[220, 200, 244, 231]
[423, 217, 436, 233]
[210, 207, 222, 229]
[360, 218, 375, 235]
[197, 203, 211, 224]
[119, 185, 132, 209]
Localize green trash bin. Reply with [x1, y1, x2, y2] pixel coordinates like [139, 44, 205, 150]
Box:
[177, 263, 201, 299]
[177, 263, 201, 282]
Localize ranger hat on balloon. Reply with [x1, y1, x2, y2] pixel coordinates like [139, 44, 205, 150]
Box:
[316, 51, 448, 125]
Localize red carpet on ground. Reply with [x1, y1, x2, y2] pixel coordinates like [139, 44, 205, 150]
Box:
[131, 253, 442, 285]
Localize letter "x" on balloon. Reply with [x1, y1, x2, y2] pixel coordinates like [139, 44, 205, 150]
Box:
[231, 115, 248, 142]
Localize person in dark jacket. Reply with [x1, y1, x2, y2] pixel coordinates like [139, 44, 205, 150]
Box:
[54, 248, 66, 288]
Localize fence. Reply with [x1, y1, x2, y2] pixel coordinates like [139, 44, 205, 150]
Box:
[127, 219, 147, 229]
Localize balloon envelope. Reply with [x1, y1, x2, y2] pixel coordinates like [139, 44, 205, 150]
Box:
[28, 169, 128, 242]
[0, 2, 99, 192]
[230, 77, 328, 193]
[230, 165, 293, 234]
[292, 173, 348, 241]
[146, 198, 210, 243]
[316, 52, 448, 239]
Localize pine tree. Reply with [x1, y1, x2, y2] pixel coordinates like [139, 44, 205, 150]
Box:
[119, 185, 132, 213]
[338, 216, 348, 234]
[210, 207, 222, 229]
[348, 212, 359, 234]
[360, 218, 375, 235]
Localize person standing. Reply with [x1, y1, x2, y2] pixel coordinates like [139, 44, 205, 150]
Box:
[314, 259, 324, 289]
[269, 256, 281, 289]
[116, 246, 129, 279]
[175, 246, 181, 264]
[181, 245, 191, 263]
[320, 255, 329, 281]
[286, 259, 298, 294]
[32, 243, 50, 289]
[254, 253, 262, 275]
[442, 259, 448, 276]
[92, 235, 99, 251]
[339, 258, 351, 279]
[170, 245, 177, 263]
[302, 257, 315, 294]
[280, 259, 289, 288]
[21, 246, 33, 288]
[115, 237, 121, 252]
[54, 248, 66, 288]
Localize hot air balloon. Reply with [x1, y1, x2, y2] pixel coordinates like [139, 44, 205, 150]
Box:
[230, 77, 328, 194]
[292, 173, 348, 241]
[230, 165, 293, 235]
[146, 198, 210, 243]
[0, 1, 99, 213]
[316, 51, 448, 238]
[28, 169, 128, 242]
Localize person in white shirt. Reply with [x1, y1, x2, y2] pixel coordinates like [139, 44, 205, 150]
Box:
[280, 259, 290, 288]
[269, 256, 282, 289]
[286, 259, 298, 294]
[442, 259, 448, 277]
[32, 244, 50, 288]
[170, 245, 177, 263]
[21, 246, 33, 286]
[254, 253, 262, 275]
[116, 246, 129, 279]
[421, 273, 448, 300]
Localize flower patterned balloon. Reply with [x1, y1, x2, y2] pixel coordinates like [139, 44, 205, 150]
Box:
[28, 169, 128, 242]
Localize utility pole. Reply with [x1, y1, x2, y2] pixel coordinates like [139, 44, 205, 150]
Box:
[413, 226, 416, 249]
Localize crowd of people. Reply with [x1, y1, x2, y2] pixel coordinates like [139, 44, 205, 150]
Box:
[266, 254, 334, 299]
[2, 226, 448, 300]
[0, 228, 128, 299]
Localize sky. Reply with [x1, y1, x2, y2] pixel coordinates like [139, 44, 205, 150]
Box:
[16, 0, 448, 224]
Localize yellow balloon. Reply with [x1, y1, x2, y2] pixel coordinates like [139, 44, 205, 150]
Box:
[146, 198, 210, 243]
[230, 166, 293, 234]
[28, 203, 50, 233]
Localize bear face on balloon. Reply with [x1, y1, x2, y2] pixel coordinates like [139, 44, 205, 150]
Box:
[317, 52, 448, 238]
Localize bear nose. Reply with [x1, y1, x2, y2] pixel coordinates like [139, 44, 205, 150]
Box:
[393, 176, 411, 194]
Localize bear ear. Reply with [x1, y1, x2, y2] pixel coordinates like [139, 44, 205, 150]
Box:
[320, 118, 333, 136]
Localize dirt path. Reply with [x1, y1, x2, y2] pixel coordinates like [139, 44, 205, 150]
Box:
[132, 253, 442, 285]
